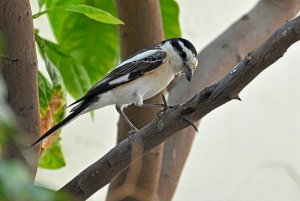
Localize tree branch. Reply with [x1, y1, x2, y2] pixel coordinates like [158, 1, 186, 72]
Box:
[59, 13, 300, 201]
[158, 0, 300, 199]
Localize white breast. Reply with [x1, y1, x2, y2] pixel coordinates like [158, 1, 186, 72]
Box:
[111, 61, 175, 105]
[140, 62, 175, 100]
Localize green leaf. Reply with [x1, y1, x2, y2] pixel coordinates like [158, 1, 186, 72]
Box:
[33, 4, 124, 25]
[64, 5, 123, 24]
[45, 41, 92, 99]
[36, 34, 67, 113]
[45, 0, 82, 40]
[160, 0, 181, 38]
[36, 34, 91, 99]
[46, 0, 120, 90]
[36, 35, 67, 169]
[37, 70, 66, 169]
[39, 138, 66, 169]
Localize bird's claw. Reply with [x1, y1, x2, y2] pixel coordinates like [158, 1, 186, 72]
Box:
[182, 116, 198, 133]
[161, 94, 169, 111]
[127, 127, 138, 137]
[157, 94, 178, 118]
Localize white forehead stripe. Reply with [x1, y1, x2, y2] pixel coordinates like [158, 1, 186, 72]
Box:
[108, 74, 130, 85]
[178, 41, 188, 52]
[178, 40, 184, 48]
[159, 41, 173, 52]
[116, 49, 158, 68]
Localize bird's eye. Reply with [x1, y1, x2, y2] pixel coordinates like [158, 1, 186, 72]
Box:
[180, 51, 187, 59]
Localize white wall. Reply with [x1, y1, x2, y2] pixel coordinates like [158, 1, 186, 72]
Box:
[32, 1, 300, 200]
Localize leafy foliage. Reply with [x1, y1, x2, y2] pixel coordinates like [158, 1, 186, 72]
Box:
[0, 161, 70, 201]
[44, 0, 121, 98]
[39, 137, 66, 169]
[36, 35, 67, 169]
[36, 34, 91, 99]
[38, 72, 66, 169]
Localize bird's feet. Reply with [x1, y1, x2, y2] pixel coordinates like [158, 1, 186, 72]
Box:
[138, 94, 177, 117]
[128, 126, 138, 135]
[157, 94, 178, 117]
[182, 116, 199, 133]
[127, 125, 138, 141]
[116, 105, 139, 137]
[155, 95, 197, 132]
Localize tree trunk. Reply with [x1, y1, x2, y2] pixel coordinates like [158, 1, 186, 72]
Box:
[0, 0, 40, 178]
[158, 0, 300, 200]
[106, 1, 164, 201]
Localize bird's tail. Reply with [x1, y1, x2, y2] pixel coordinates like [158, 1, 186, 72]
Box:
[28, 101, 89, 149]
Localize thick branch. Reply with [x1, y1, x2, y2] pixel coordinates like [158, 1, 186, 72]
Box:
[158, 0, 300, 199]
[59, 13, 300, 201]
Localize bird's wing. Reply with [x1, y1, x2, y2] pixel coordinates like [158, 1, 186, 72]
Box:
[69, 49, 167, 106]
[28, 50, 166, 148]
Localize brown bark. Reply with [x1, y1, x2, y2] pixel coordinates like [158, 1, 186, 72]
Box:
[60, 15, 300, 200]
[106, 1, 164, 201]
[0, 0, 40, 178]
[158, 1, 300, 200]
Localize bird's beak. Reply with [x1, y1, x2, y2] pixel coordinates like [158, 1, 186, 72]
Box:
[184, 65, 193, 82]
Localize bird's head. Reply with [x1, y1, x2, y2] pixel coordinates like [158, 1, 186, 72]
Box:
[157, 38, 198, 81]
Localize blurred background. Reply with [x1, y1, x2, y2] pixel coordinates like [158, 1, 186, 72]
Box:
[31, 0, 300, 200]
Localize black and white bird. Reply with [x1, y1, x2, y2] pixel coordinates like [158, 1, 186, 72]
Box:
[29, 38, 198, 148]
